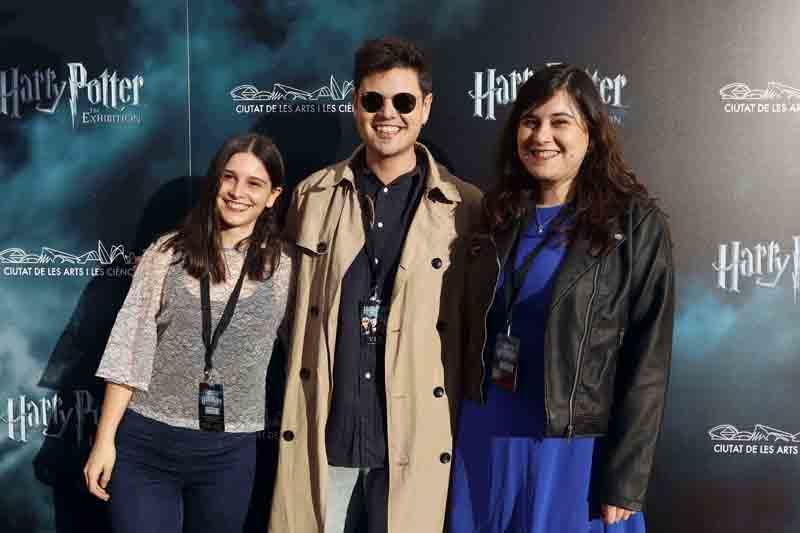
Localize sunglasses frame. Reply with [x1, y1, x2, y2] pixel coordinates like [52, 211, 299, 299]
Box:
[359, 91, 418, 114]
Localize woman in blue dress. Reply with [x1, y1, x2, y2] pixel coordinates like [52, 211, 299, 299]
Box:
[451, 64, 674, 532]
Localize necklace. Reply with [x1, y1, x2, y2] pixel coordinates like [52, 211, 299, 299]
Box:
[535, 207, 560, 234]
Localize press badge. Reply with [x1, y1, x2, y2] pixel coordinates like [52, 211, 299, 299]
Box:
[491, 333, 520, 392]
[199, 382, 225, 432]
[359, 296, 387, 345]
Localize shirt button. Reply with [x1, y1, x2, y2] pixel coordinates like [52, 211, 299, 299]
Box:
[433, 386, 445, 398]
[383, 187, 389, 194]
[317, 242, 328, 253]
[431, 257, 443, 269]
[283, 430, 295, 442]
[300, 368, 311, 380]
[364, 371, 372, 380]
[439, 452, 451, 464]
[377, 222, 384, 229]
[374, 258, 380, 264]
[436, 320, 447, 332]
[309, 306, 319, 317]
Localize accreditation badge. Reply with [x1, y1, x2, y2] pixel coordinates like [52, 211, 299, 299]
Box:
[198, 382, 225, 432]
[491, 333, 520, 392]
[359, 296, 387, 346]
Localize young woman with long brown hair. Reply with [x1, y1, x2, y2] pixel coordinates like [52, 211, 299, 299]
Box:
[450, 64, 674, 532]
[83, 133, 292, 533]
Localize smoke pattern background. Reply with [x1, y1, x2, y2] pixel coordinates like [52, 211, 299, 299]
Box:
[2, 0, 800, 531]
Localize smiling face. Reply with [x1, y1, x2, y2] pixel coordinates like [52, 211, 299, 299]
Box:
[353, 67, 432, 163]
[215, 151, 282, 237]
[516, 89, 590, 193]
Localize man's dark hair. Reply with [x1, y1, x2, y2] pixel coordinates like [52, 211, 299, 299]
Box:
[353, 37, 432, 95]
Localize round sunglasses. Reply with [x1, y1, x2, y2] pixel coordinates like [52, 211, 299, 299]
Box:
[360, 91, 417, 114]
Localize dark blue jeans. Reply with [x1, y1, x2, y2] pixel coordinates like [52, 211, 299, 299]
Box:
[109, 410, 257, 533]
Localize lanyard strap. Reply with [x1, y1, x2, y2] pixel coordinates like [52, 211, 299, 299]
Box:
[357, 189, 382, 296]
[200, 248, 251, 376]
[503, 208, 564, 329]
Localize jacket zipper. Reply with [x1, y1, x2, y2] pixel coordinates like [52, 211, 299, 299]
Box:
[478, 233, 503, 404]
[566, 262, 601, 438]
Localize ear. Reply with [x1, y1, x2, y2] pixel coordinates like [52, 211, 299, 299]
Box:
[421, 92, 433, 125]
[266, 186, 283, 208]
[352, 87, 360, 114]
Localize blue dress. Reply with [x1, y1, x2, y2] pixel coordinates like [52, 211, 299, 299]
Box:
[448, 205, 646, 533]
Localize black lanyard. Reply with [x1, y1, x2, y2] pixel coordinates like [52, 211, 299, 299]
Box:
[502, 209, 562, 330]
[357, 188, 382, 297]
[200, 249, 250, 378]
[354, 156, 424, 298]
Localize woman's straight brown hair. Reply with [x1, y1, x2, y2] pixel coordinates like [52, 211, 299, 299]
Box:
[162, 133, 286, 282]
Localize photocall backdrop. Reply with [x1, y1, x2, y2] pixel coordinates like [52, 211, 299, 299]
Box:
[2, 1, 799, 531]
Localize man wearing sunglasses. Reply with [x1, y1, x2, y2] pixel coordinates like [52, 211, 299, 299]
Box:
[269, 37, 483, 533]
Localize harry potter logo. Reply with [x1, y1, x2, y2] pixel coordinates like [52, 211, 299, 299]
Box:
[0, 63, 144, 128]
[2, 391, 99, 444]
[713, 238, 800, 302]
[470, 65, 627, 121]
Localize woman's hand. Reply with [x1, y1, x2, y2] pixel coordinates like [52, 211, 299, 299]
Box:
[82, 382, 135, 501]
[601, 504, 635, 525]
[83, 441, 116, 501]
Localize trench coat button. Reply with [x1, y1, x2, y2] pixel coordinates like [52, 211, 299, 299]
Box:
[431, 257, 443, 269]
[439, 452, 451, 464]
[299, 368, 311, 380]
[309, 305, 319, 317]
[282, 430, 295, 441]
[436, 320, 447, 332]
[433, 386, 445, 398]
[317, 242, 328, 253]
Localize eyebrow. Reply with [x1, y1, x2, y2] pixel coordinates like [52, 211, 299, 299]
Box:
[223, 168, 269, 183]
[522, 110, 576, 120]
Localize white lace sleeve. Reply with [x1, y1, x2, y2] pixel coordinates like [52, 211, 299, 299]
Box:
[95, 238, 173, 391]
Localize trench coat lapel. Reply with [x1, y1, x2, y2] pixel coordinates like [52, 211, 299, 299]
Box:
[295, 159, 366, 380]
[323, 183, 365, 307]
[395, 147, 460, 279]
[396, 192, 455, 274]
[324, 167, 366, 368]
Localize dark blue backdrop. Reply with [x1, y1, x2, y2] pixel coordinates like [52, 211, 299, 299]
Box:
[2, 1, 800, 531]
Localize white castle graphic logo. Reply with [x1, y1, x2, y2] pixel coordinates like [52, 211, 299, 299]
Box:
[708, 424, 800, 443]
[719, 82, 800, 101]
[230, 76, 354, 102]
[0, 63, 144, 128]
[0, 241, 134, 266]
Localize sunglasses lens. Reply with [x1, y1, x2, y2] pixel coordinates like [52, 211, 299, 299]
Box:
[393, 93, 416, 114]
[360, 92, 418, 114]
[361, 92, 384, 113]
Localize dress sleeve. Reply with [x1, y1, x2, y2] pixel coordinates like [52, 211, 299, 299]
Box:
[95, 240, 171, 391]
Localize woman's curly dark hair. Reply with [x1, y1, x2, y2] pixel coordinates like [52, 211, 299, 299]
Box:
[485, 64, 653, 254]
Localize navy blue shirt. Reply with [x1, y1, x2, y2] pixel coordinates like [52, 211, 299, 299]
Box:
[325, 149, 426, 468]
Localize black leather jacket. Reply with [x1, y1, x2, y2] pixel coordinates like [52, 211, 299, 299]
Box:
[462, 200, 674, 512]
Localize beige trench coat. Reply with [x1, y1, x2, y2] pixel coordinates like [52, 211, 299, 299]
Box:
[268, 144, 483, 533]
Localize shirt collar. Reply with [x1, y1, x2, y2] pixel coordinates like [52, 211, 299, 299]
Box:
[352, 148, 422, 191]
[325, 143, 462, 203]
